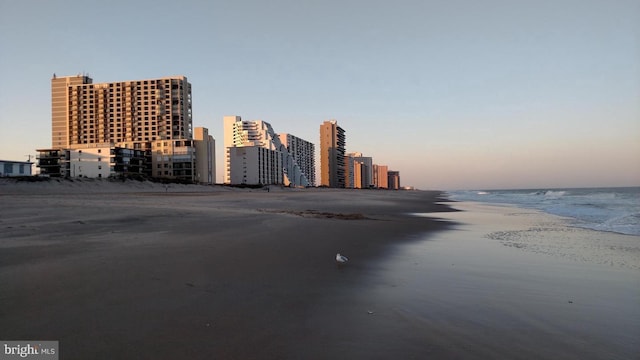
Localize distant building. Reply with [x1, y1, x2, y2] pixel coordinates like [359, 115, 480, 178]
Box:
[345, 152, 373, 188]
[388, 170, 400, 190]
[223, 115, 310, 186]
[319, 120, 346, 188]
[194, 127, 216, 184]
[373, 164, 389, 189]
[0, 160, 33, 177]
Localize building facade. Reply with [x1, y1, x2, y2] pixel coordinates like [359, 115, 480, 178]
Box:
[51, 74, 192, 147]
[388, 170, 401, 190]
[278, 133, 315, 187]
[345, 152, 373, 188]
[228, 146, 283, 185]
[0, 160, 33, 177]
[37, 145, 145, 178]
[373, 164, 389, 189]
[194, 127, 216, 184]
[319, 120, 345, 188]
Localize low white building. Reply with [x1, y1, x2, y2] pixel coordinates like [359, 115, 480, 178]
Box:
[68, 146, 111, 178]
[0, 160, 33, 177]
[37, 144, 146, 178]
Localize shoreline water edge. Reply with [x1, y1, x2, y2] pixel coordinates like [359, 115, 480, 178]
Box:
[1, 179, 638, 359]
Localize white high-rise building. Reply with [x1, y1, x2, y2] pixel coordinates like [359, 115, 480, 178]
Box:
[223, 115, 311, 186]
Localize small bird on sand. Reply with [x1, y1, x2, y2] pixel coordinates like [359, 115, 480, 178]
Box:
[336, 253, 349, 264]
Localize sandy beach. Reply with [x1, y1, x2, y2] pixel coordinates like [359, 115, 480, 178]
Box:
[1, 179, 638, 359]
[0, 179, 451, 359]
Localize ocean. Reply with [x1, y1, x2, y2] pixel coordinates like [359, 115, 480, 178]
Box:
[447, 187, 640, 236]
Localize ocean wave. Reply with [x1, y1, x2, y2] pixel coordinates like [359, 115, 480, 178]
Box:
[447, 187, 640, 236]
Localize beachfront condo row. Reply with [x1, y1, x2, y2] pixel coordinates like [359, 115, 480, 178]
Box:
[37, 74, 215, 184]
[319, 120, 400, 189]
[31, 73, 400, 188]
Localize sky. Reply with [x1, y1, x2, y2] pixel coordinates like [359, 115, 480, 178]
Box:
[0, 0, 638, 190]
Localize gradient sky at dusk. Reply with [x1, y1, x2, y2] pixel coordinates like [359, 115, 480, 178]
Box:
[1, 0, 638, 190]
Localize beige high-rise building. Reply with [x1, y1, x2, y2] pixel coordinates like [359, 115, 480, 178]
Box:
[49, 74, 195, 181]
[319, 120, 345, 188]
[51, 74, 192, 148]
[373, 164, 389, 189]
[51, 74, 92, 148]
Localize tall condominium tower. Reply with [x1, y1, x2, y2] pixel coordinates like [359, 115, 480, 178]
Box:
[51, 74, 92, 148]
[51, 74, 192, 148]
[319, 120, 345, 188]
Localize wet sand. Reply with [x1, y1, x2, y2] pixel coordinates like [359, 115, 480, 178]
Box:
[1, 180, 638, 359]
[0, 180, 452, 359]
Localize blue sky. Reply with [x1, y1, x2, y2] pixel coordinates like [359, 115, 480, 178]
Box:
[1, 0, 638, 189]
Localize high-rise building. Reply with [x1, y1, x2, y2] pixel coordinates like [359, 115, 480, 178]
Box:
[279, 133, 315, 187]
[47, 74, 196, 181]
[346, 152, 373, 188]
[388, 170, 401, 190]
[319, 120, 345, 188]
[345, 154, 364, 188]
[51, 74, 92, 148]
[51, 74, 192, 147]
[194, 127, 216, 185]
[373, 164, 389, 189]
[223, 115, 310, 186]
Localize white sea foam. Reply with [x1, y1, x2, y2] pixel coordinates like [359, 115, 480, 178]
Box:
[448, 187, 640, 236]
